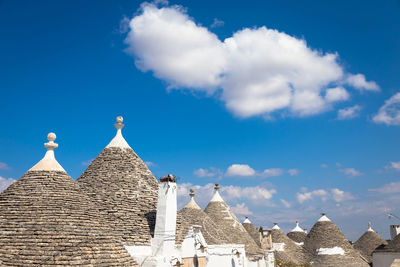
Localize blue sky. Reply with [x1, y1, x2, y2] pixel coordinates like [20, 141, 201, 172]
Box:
[0, 0, 400, 240]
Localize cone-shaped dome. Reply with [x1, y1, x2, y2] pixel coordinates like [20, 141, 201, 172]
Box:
[178, 189, 229, 245]
[287, 221, 307, 244]
[77, 116, 159, 246]
[374, 227, 400, 253]
[270, 223, 311, 264]
[353, 222, 388, 263]
[0, 133, 136, 266]
[242, 217, 261, 247]
[204, 184, 264, 260]
[304, 214, 369, 267]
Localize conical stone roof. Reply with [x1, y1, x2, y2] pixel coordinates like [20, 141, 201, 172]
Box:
[303, 214, 369, 267]
[178, 189, 230, 245]
[242, 217, 261, 247]
[287, 221, 307, 244]
[0, 133, 136, 266]
[76, 117, 159, 246]
[375, 229, 400, 253]
[270, 223, 310, 264]
[353, 222, 388, 263]
[204, 184, 264, 260]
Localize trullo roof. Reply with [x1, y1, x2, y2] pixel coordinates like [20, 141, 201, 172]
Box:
[204, 184, 264, 260]
[303, 214, 369, 267]
[242, 217, 262, 247]
[287, 221, 307, 244]
[0, 133, 136, 266]
[353, 222, 388, 263]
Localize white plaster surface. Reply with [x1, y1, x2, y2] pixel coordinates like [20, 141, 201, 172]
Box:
[210, 190, 224, 202]
[106, 116, 132, 149]
[317, 214, 331, 222]
[373, 252, 400, 267]
[184, 196, 201, 210]
[243, 217, 252, 224]
[290, 222, 306, 233]
[272, 242, 285, 252]
[316, 246, 345, 255]
[272, 224, 280, 230]
[295, 242, 304, 246]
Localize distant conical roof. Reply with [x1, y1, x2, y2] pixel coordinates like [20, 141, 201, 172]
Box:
[77, 116, 159, 246]
[204, 184, 264, 260]
[287, 221, 307, 244]
[242, 217, 261, 247]
[375, 228, 400, 253]
[0, 133, 136, 266]
[304, 214, 369, 267]
[354, 222, 388, 263]
[178, 189, 229, 245]
[270, 223, 310, 264]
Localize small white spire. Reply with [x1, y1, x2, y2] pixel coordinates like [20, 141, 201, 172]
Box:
[184, 188, 201, 209]
[210, 183, 224, 202]
[243, 217, 252, 224]
[106, 116, 131, 149]
[291, 221, 306, 233]
[367, 222, 374, 232]
[317, 213, 331, 222]
[29, 133, 66, 172]
[272, 222, 280, 230]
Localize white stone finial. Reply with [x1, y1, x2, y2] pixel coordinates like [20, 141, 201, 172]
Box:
[210, 183, 224, 202]
[28, 132, 66, 172]
[367, 222, 374, 232]
[243, 217, 252, 224]
[184, 188, 201, 209]
[106, 116, 131, 149]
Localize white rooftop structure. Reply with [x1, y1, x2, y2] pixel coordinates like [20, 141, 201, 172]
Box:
[291, 221, 306, 233]
[29, 132, 66, 172]
[184, 188, 201, 210]
[106, 116, 131, 149]
[272, 223, 280, 230]
[317, 213, 331, 222]
[210, 183, 224, 202]
[243, 217, 252, 224]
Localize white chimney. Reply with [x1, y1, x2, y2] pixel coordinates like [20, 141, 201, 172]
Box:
[152, 174, 177, 256]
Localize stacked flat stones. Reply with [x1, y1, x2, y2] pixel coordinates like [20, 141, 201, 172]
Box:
[77, 117, 159, 246]
[178, 189, 230, 245]
[304, 214, 369, 267]
[204, 184, 264, 260]
[242, 217, 261, 247]
[0, 133, 136, 266]
[353, 223, 387, 263]
[287, 221, 307, 244]
[374, 230, 400, 253]
[270, 223, 310, 264]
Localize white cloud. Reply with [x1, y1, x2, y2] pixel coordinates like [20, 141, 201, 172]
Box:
[0, 162, 9, 170]
[0, 176, 16, 193]
[373, 92, 400, 126]
[337, 105, 362, 120]
[288, 169, 299, 176]
[231, 203, 253, 215]
[386, 161, 400, 171]
[262, 168, 284, 177]
[280, 199, 291, 208]
[226, 164, 256, 177]
[193, 167, 221, 178]
[296, 189, 328, 204]
[124, 4, 378, 119]
[345, 73, 380, 91]
[369, 182, 400, 194]
[340, 168, 363, 177]
[211, 18, 224, 28]
[81, 159, 93, 166]
[331, 188, 355, 202]
[325, 87, 350, 102]
[321, 163, 328, 168]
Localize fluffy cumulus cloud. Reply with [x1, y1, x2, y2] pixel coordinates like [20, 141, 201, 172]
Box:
[124, 3, 379, 119]
[373, 92, 400, 126]
[231, 203, 253, 215]
[331, 188, 355, 202]
[337, 105, 362, 120]
[296, 188, 354, 204]
[193, 167, 222, 178]
[386, 161, 400, 171]
[262, 168, 284, 177]
[340, 168, 363, 177]
[225, 164, 256, 177]
[296, 189, 328, 204]
[0, 176, 16, 193]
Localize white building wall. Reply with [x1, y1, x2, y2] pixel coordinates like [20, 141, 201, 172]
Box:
[373, 252, 400, 267]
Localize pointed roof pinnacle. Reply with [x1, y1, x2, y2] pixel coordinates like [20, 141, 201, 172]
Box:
[210, 183, 224, 202]
[317, 213, 331, 222]
[243, 216, 252, 224]
[291, 220, 306, 233]
[29, 132, 66, 172]
[272, 222, 280, 230]
[367, 221, 374, 232]
[184, 188, 201, 209]
[106, 116, 131, 149]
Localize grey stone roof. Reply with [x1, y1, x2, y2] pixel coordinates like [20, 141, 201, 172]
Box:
[77, 145, 159, 246]
[178, 190, 230, 245]
[242, 219, 261, 247]
[0, 170, 137, 266]
[303, 215, 369, 267]
[375, 231, 400, 253]
[270, 227, 311, 264]
[287, 231, 307, 244]
[354, 228, 387, 263]
[204, 184, 264, 260]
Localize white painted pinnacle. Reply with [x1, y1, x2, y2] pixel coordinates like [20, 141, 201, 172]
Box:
[29, 132, 66, 172]
[318, 213, 331, 222]
[184, 188, 201, 209]
[272, 223, 280, 230]
[367, 222, 374, 232]
[210, 184, 224, 202]
[291, 221, 306, 233]
[106, 116, 132, 149]
[243, 217, 252, 224]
